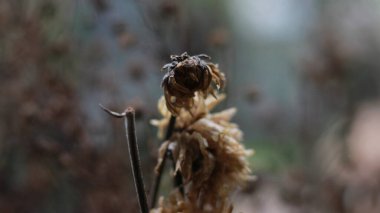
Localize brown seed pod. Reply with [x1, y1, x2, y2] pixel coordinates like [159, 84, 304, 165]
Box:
[161, 52, 225, 115]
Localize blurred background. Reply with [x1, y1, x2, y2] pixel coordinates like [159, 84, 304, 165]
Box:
[1, 0, 380, 212]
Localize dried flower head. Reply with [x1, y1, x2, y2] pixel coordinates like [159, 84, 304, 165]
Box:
[161, 52, 225, 115]
[151, 93, 253, 212]
[150, 93, 225, 139]
[150, 190, 233, 213]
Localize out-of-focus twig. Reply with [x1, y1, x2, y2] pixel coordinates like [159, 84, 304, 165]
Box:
[100, 104, 149, 213]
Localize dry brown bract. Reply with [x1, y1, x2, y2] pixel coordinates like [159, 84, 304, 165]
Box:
[151, 94, 253, 212]
[161, 52, 225, 115]
[150, 190, 233, 213]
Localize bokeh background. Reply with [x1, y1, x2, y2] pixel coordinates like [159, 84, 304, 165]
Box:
[1, 0, 380, 212]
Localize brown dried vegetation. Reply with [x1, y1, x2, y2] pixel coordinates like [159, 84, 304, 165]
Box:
[161, 52, 225, 115]
[152, 63, 252, 212]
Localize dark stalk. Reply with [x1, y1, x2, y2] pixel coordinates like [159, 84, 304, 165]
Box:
[150, 115, 177, 208]
[168, 149, 184, 195]
[166, 117, 184, 195]
[100, 105, 149, 213]
[149, 148, 168, 208]
[165, 116, 177, 140]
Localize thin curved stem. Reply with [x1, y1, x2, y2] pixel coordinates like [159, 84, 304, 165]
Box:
[101, 105, 149, 213]
[150, 115, 177, 208]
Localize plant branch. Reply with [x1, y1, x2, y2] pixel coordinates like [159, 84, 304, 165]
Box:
[150, 115, 177, 208]
[168, 147, 184, 195]
[166, 117, 184, 195]
[149, 147, 168, 208]
[100, 104, 149, 213]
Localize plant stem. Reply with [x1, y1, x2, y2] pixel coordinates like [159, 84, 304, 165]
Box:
[165, 116, 177, 140]
[165, 117, 184, 195]
[168, 148, 184, 195]
[100, 105, 149, 213]
[125, 108, 149, 213]
[150, 116, 177, 208]
[149, 148, 168, 208]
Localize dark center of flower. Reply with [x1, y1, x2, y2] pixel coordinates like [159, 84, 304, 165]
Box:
[174, 60, 206, 91]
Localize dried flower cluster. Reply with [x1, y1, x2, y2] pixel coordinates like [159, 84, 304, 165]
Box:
[151, 190, 233, 213]
[151, 91, 252, 212]
[161, 52, 225, 115]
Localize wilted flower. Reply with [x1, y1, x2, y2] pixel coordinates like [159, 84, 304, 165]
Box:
[151, 93, 253, 212]
[161, 52, 225, 115]
[150, 93, 226, 139]
[150, 190, 233, 213]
